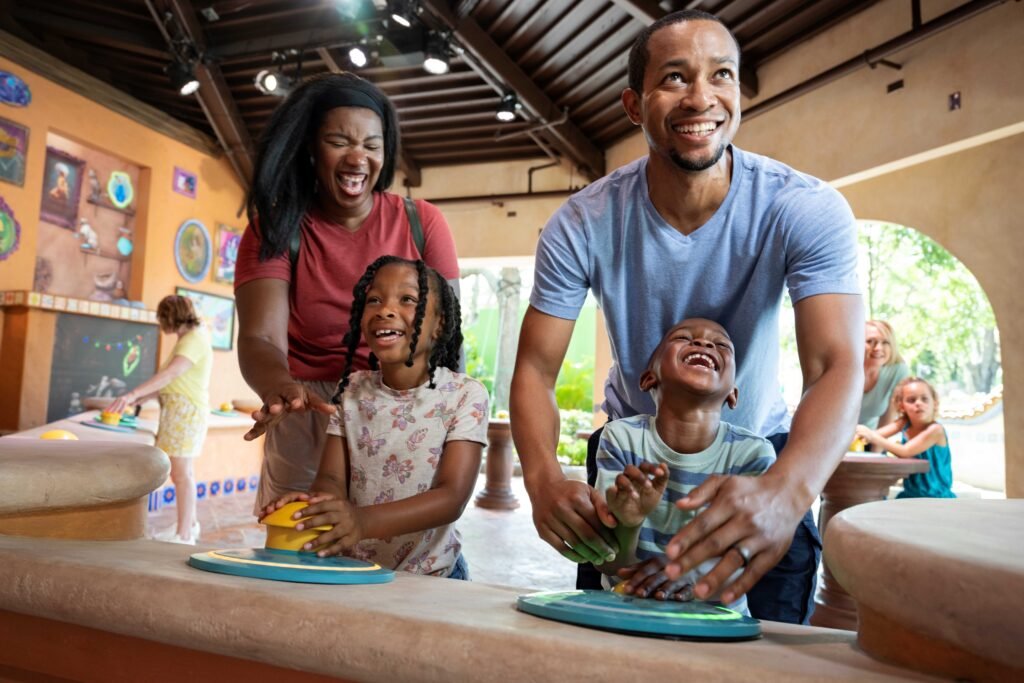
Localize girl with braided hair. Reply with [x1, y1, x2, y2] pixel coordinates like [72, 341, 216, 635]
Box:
[261, 257, 488, 579]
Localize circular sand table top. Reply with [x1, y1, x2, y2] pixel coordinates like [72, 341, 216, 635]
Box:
[824, 498, 1024, 679]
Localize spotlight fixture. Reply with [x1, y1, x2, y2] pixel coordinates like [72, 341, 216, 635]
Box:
[422, 32, 450, 75]
[348, 46, 368, 68]
[254, 51, 302, 96]
[167, 59, 200, 96]
[389, 0, 415, 28]
[495, 93, 519, 122]
[254, 68, 296, 96]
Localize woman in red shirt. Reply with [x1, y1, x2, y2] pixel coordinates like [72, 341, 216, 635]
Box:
[235, 72, 460, 513]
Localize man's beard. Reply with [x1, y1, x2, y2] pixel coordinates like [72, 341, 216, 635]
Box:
[669, 143, 726, 172]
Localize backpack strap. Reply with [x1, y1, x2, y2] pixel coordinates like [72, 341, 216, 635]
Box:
[403, 196, 425, 258]
[289, 228, 301, 269]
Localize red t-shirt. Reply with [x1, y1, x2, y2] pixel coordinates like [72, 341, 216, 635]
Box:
[235, 192, 460, 381]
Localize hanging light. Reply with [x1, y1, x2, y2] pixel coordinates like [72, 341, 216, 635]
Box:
[254, 68, 296, 96]
[348, 46, 368, 68]
[389, 0, 414, 27]
[168, 59, 200, 96]
[496, 93, 519, 122]
[423, 32, 449, 75]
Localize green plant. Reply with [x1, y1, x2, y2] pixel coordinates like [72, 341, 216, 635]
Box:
[555, 409, 593, 466]
[463, 329, 495, 403]
[554, 359, 594, 412]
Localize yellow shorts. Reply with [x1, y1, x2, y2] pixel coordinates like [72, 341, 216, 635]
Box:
[155, 393, 208, 459]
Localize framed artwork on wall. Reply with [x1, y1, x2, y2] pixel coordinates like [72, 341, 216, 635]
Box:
[107, 170, 134, 209]
[214, 223, 241, 284]
[176, 287, 236, 351]
[39, 146, 85, 229]
[0, 70, 31, 107]
[173, 166, 197, 198]
[0, 194, 21, 261]
[174, 219, 212, 283]
[0, 117, 29, 186]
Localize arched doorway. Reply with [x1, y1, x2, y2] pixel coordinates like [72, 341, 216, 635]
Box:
[779, 220, 1004, 495]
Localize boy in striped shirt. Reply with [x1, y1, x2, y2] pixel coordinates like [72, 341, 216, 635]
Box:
[594, 318, 776, 615]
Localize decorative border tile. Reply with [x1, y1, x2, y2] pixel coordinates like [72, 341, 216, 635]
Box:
[0, 290, 158, 325]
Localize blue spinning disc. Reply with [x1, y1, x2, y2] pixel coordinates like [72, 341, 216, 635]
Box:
[516, 590, 761, 640]
[188, 548, 395, 585]
[79, 419, 136, 434]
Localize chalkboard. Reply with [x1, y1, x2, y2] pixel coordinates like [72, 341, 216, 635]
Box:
[47, 314, 159, 422]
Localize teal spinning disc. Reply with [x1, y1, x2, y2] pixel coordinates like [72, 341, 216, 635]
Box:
[517, 590, 761, 640]
[188, 548, 395, 585]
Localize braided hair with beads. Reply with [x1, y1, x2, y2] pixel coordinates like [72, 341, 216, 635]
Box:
[332, 256, 462, 403]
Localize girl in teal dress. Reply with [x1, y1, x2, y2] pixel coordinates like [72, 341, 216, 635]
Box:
[856, 377, 955, 499]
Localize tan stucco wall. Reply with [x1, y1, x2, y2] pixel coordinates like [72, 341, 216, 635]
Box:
[401, 158, 582, 259]
[839, 135, 1024, 497]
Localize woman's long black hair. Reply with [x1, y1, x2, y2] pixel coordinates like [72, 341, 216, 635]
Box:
[332, 256, 463, 403]
[247, 72, 401, 261]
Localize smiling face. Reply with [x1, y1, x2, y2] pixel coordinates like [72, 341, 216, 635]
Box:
[864, 323, 892, 367]
[898, 380, 938, 426]
[313, 106, 384, 218]
[641, 318, 737, 408]
[360, 263, 440, 371]
[622, 20, 740, 173]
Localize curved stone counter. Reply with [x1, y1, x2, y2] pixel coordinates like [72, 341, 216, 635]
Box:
[0, 536, 942, 682]
[825, 499, 1024, 680]
[0, 439, 169, 540]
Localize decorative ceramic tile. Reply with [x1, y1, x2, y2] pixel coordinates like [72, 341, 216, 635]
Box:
[53, 296, 67, 310]
[129, 308, 140, 321]
[26, 291, 39, 306]
[13, 291, 25, 304]
[99, 303, 111, 317]
[88, 302, 100, 315]
[40, 294, 54, 308]
[66, 298, 79, 312]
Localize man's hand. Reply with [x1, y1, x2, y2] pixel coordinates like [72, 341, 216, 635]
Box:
[616, 557, 696, 601]
[605, 462, 668, 527]
[258, 490, 337, 521]
[244, 382, 335, 440]
[663, 472, 803, 604]
[530, 478, 619, 565]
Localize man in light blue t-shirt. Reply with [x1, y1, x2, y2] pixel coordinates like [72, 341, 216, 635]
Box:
[509, 10, 864, 624]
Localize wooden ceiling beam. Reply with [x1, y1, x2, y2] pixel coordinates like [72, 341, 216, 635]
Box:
[388, 84, 495, 104]
[401, 121, 529, 140]
[421, 0, 604, 180]
[604, 1, 759, 98]
[147, 0, 255, 189]
[12, 6, 167, 59]
[209, 24, 359, 61]
[607, 0, 665, 24]
[316, 47, 421, 188]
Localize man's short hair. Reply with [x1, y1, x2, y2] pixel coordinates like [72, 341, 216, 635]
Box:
[627, 10, 740, 94]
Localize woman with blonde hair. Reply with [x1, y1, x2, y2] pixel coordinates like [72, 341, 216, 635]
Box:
[110, 295, 213, 544]
[858, 320, 910, 429]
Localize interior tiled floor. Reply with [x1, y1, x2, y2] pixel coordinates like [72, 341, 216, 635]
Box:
[150, 474, 578, 592]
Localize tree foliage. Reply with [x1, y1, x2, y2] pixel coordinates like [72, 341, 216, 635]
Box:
[860, 221, 1000, 392]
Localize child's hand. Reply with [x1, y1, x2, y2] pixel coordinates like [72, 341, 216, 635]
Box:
[296, 498, 363, 557]
[616, 557, 695, 601]
[605, 462, 668, 527]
